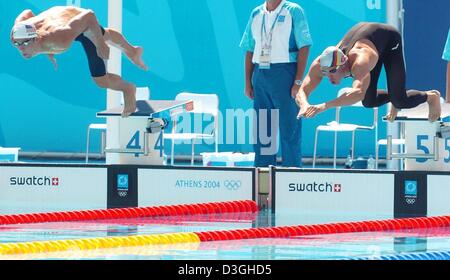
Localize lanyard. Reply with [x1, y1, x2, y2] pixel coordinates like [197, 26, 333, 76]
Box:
[261, 3, 286, 47]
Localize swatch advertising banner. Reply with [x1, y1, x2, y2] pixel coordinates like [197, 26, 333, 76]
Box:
[0, 165, 107, 214]
[273, 169, 395, 220]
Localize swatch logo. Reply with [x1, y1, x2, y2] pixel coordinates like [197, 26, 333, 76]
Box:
[289, 182, 342, 193]
[10, 176, 59, 187]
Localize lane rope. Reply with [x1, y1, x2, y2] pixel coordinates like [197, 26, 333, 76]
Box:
[0, 200, 258, 225]
[0, 232, 200, 255]
[2, 215, 450, 255]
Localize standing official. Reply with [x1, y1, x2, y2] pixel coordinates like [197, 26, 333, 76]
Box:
[240, 0, 312, 167]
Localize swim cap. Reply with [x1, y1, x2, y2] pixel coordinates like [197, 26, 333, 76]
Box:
[319, 46, 346, 68]
[12, 23, 37, 39]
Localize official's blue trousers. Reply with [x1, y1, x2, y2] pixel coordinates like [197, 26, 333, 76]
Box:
[252, 63, 302, 167]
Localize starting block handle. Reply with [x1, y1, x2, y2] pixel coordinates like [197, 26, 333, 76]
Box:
[390, 154, 437, 160]
[387, 136, 393, 161]
[104, 132, 150, 156]
[434, 136, 439, 161]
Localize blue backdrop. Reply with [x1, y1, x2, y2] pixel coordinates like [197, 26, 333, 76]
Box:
[404, 0, 450, 97]
[0, 0, 387, 158]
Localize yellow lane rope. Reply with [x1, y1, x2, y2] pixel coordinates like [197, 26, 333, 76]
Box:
[0, 232, 200, 255]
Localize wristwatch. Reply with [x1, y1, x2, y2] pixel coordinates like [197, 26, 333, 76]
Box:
[294, 79, 303, 86]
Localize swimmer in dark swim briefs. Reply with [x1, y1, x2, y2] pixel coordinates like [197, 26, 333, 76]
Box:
[11, 6, 148, 117]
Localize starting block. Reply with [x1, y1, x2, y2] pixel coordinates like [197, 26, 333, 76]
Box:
[0, 147, 20, 162]
[97, 100, 193, 165]
[384, 103, 450, 171]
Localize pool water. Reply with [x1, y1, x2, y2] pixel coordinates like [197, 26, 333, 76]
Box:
[1, 210, 450, 260]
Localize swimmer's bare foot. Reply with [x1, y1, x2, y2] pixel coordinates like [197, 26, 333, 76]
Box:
[385, 105, 399, 122]
[426, 90, 442, 122]
[122, 84, 137, 117]
[128, 46, 148, 71]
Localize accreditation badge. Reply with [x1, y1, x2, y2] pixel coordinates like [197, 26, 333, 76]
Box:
[259, 45, 271, 70]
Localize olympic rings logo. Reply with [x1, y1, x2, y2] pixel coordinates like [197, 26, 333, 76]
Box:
[405, 198, 416, 205]
[224, 180, 242, 191]
[118, 190, 128, 197]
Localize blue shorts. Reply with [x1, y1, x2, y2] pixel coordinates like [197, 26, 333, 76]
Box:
[75, 26, 106, 77]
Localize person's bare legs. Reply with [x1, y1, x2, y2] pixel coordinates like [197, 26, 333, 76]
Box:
[103, 28, 148, 71]
[425, 90, 441, 122]
[94, 73, 136, 117]
[406, 90, 442, 122]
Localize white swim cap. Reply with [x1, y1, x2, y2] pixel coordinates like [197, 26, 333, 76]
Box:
[319, 46, 346, 68]
[12, 23, 37, 39]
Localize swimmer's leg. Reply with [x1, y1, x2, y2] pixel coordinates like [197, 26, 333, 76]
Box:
[103, 28, 148, 71]
[94, 73, 136, 117]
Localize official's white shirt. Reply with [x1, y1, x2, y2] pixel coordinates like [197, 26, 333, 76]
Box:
[240, 0, 313, 64]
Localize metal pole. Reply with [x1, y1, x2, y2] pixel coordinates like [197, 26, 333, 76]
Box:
[106, 0, 123, 164]
[386, 0, 402, 170]
[387, 135, 393, 161]
[434, 136, 440, 161]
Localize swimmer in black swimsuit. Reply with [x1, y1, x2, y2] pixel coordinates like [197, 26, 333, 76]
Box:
[295, 22, 441, 122]
[11, 6, 148, 117]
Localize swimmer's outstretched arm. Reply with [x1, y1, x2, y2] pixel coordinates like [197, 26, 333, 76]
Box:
[297, 60, 371, 119]
[324, 57, 373, 111]
[47, 54, 58, 70]
[295, 59, 323, 118]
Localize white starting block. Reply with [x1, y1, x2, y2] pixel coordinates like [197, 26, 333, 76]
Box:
[385, 103, 450, 171]
[0, 147, 20, 162]
[97, 100, 193, 165]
